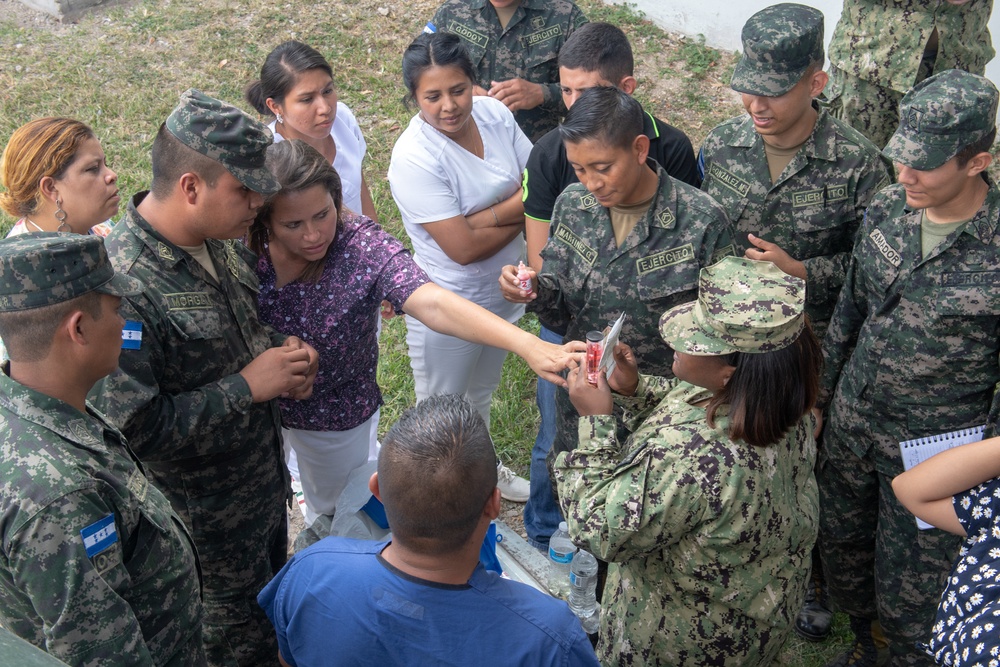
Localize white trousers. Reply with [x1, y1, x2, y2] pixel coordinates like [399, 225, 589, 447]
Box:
[283, 409, 380, 526]
[405, 315, 511, 429]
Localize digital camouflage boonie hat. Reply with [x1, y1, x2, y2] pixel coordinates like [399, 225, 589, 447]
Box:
[659, 256, 805, 356]
[730, 3, 824, 97]
[0, 233, 144, 312]
[165, 88, 280, 194]
[883, 69, 999, 170]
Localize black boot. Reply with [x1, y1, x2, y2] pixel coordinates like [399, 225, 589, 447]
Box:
[823, 616, 889, 667]
[794, 564, 833, 641]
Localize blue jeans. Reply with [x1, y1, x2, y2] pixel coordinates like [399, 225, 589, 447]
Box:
[524, 325, 565, 550]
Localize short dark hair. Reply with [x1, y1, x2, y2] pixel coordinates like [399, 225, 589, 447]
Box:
[558, 22, 634, 84]
[705, 320, 823, 447]
[0, 292, 102, 362]
[955, 127, 997, 168]
[377, 395, 498, 555]
[401, 32, 478, 107]
[148, 123, 227, 200]
[247, 140, 343, 284]
[558, 86, 643, 151]
[244, 41, 334, 117]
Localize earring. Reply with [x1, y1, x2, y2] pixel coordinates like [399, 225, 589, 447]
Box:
[276, 112, 284, 124]
[54, 197, 70, 232]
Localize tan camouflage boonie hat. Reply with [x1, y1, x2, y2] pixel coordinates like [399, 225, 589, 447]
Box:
[0, 233, 144, 312]
[730, 3, 824, 97]
[883, 69, 999, 170]
[165, 88, 280, 195]
[659, 257, 805, 355]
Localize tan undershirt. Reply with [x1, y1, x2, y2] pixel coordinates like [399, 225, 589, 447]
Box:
[494, 2, 519, 28]
[177, 242, 220, 282]
[763, 139, 806, 184]
[920, 209, 968, 259]
[610, 193, 656, 246]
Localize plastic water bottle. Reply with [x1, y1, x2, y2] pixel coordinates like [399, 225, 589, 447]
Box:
[569, 549, 600, 634]
[548, 521, 576, 598]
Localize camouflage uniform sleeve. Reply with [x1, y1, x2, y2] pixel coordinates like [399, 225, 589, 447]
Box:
[553, 414, 710, 561]
[698, 195, 738, 266]
[801, 155, 891, 313]
[10, 490, 153, 666]
[616, 375, 677, 431]
[91, 293, 254, 461]
[818, 222, 871, 408]
[527, 192, 577, 332]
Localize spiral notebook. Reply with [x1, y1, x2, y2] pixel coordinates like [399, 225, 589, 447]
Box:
[900, 424, 986, 530]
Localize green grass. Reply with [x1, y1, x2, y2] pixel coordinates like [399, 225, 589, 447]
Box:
[0, 1, 851, 662]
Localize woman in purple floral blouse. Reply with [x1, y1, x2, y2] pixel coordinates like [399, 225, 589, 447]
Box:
[249, 139, 581, 527]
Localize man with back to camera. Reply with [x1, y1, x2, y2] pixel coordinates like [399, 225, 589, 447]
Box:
[698, 4, 892, 645]
[0, 234, 206, 666]
[91, 89, 318, 666]
[518, 20, 703, 552]
[429, 0, 587, 142]
[258, 394, 600, 667]
[820, 69, 1000, 666]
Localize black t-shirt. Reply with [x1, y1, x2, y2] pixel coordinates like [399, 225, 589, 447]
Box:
[522, 108, 700, 222]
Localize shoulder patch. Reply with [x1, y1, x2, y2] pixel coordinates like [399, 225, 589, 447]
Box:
[867, 228, 902, 267]
[578, 193, 599, 210]
[636, 244, 695, 275]
[553, 223, 597, 265]
[707, 163, 751, 198]
[81, 514, 118, 562]
[122, 320, 142, 350]
[446, 21, 488, 48]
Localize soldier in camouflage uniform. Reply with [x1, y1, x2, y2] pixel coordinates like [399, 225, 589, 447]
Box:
[820, 70, 1000, 666]
[500, 87, 734, 458]
[0, 234, 206, 666]
[554, 256, 821, 666]
[827, 0, 995, 149]
[429, 0, 587, 142]
[90, 90, 319, 666]
[699, 5, 893, 645]
[699, 3, 892, 343]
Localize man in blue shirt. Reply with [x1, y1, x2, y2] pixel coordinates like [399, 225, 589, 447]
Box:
[258, 394, 598, 667]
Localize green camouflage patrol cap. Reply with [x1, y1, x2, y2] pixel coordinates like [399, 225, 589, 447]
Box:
[165, 88, 280, 194]
[883, 69, 998, 170]
[0, 233, 144, 312]
[730, 3, 824, 97]
[659, 256, 805, 355]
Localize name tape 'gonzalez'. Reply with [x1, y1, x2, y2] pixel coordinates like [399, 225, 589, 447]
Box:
[122, 320, 143, 350]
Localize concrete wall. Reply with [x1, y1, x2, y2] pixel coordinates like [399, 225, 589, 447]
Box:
[610, 0, 1000, 88]
[19, 0, 120, 22]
